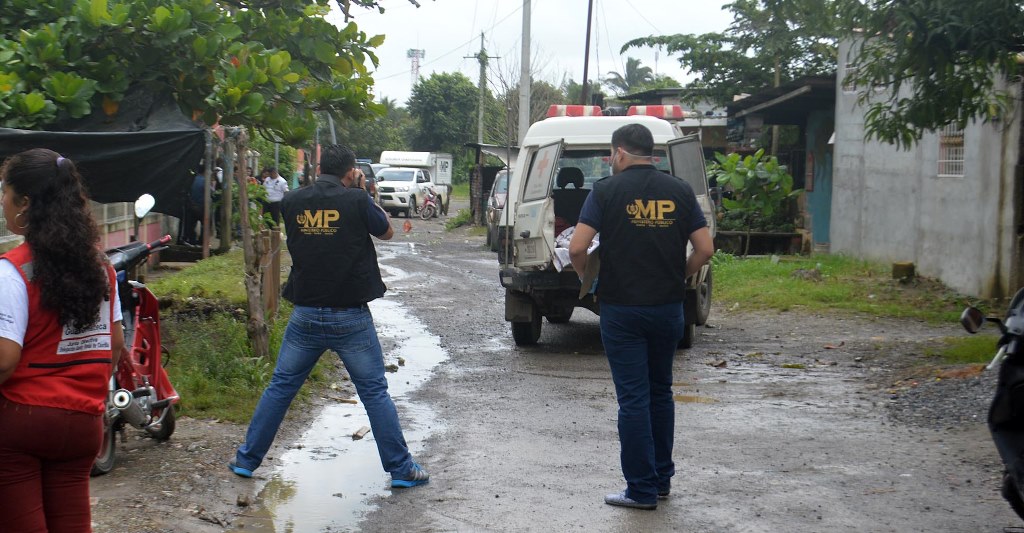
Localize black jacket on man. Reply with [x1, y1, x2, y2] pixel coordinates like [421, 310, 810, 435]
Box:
[281, 174, 386, 307]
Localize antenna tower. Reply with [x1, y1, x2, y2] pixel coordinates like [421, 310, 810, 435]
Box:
[407, 48, 425, 87]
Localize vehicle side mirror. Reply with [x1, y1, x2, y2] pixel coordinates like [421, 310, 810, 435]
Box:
[134, 194, 155, 219]
[960, 307, 984, 334]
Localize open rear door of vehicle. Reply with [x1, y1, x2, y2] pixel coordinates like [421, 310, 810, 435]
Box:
[667, 135, 716, 237]
[513, 140, 563, 268]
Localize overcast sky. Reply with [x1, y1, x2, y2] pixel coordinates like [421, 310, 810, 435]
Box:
[328, 0, 734, 106]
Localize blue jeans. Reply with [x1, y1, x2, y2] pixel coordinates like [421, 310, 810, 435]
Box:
[235, 305, 415, 477]
[600, 302, 684, 504]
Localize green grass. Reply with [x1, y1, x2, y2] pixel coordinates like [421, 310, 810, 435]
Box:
[445, 208, 472, 230]
[925, 334, 1002, 365]
[712, 252, 986, 323]
[450, 182, 469, 200]
[151, 253, 334, 423]
[149, 250, 250, 306]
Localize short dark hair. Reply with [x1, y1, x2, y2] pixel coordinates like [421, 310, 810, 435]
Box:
[320, 144, 355, 176]
[611, 124, 654, 156]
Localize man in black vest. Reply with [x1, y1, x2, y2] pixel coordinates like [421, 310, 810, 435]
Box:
[569, 124, 714, 510]
[230, 145, 429, 489]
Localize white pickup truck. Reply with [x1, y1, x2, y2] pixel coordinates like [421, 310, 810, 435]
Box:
[376, 151, 452, 217]
[497, 105, 716, 348]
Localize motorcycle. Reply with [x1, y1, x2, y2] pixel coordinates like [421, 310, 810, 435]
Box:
[960, 288, 1024, 520]
[92, 195, 179, 476]
[419, 187, 439, 220]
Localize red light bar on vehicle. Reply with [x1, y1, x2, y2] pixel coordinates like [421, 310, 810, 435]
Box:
[626, 105, 686, 119]
[547, 105, 604, 118]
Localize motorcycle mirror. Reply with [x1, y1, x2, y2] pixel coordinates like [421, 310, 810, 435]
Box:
[960, 307, 985, 334]
[134, 194, 155, 219]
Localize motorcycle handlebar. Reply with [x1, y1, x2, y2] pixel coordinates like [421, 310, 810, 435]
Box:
[148, 235, 172, 250]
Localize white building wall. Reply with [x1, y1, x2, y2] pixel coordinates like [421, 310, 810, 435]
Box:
[832, 40, 1021, 297]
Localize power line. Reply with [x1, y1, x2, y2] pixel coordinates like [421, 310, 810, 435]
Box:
[622, 0, 662, 34]
[372, 3, 525, 83]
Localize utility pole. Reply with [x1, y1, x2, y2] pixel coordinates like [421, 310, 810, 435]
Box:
[580, 0, 594, 106]
[519, 0, 531, 145]
[466, 34, 498, 144]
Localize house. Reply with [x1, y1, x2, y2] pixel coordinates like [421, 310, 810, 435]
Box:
[831, 40, 1023, 298]
[726, 76, 837, 253]
[725, 45, 1024, 299]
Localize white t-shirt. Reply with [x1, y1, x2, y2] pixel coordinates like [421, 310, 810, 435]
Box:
[263, 176, 289, 202]
[0, 259, 122, 347]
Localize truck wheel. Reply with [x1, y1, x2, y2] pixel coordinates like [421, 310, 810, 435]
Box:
[511, 304, 542, 346]
[695, 269, 713, 326]
[677, 320, 696, 349]
[546, 306, 574, 324]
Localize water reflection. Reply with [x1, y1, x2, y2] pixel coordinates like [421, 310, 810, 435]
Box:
[228, 247, 446, 532]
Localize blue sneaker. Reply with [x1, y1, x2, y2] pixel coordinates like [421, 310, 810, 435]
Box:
[228, 460, 254, 478]
[391, 463, 429, 488]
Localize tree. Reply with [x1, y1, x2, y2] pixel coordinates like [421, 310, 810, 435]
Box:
[621, 0, 838, 106]
[331, 97, 413, 160]
[406, 72, 479, 153]
[0, 0, 421, 145]
[248, 130, 297, 179]
[603, 57, 655, 96]
[840, 0, 1024, 148]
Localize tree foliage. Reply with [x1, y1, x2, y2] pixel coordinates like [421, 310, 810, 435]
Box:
[0, 0, 418, 145]
[332, 97, 413, 160]
[603, 57, 655, 96]
[621, 0, 838, 105]
[840, 0, 1024, 148]
[406, 72, 479, 153]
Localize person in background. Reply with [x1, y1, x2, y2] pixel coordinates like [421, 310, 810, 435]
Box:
[230, 144, 429, 489]
[569, 124, 714, 510]
[262, 166, 289, 227]
[0, 148, 124, 531]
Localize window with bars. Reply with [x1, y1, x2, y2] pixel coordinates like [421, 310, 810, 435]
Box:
[938, 124, 965, 177]
[0, 201, 139, 244]
[842, 62, 858, 93]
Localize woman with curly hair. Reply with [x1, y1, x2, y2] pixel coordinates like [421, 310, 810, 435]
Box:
[0, 148, 124, 532]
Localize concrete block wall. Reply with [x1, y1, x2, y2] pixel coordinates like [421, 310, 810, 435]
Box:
[831, 40, 1021, 298]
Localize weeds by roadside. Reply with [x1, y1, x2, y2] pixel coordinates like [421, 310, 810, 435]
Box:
[149, 254, 334, 423]
[445, 208, 472, 230]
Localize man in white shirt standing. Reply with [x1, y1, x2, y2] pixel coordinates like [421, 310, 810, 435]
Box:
[262, 167, 289, 227]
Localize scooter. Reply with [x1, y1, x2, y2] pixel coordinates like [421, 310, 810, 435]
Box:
[419, 187, 439, 220]
[961, 289, 1024, 520]
[92, 195, 179, 476]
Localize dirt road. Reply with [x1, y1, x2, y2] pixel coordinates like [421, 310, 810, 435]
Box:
[89, 208, 1020, 532]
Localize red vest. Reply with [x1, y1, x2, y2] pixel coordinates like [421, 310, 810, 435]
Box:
[0, 243, 116, 414]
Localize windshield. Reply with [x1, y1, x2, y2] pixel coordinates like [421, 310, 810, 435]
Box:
[494, 172, 509, 193]
[558, 149, 670, 189]
[377, 169, 414, 182]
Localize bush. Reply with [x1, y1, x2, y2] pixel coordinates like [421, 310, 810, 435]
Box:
[709, 149, 801, 232]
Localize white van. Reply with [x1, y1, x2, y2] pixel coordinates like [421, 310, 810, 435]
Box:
[497, 105, 716, 347]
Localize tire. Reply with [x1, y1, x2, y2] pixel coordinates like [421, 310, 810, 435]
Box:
[419, 204, 435, 220]
[145, 405, 176, 441]
[695, 269, 713, 326]
[677, 320, 696, 349]
[91, 417, 117, 476]
[1004, 472, 1024, 522]
[546, 306, 574, 324]
[511, 304, 542, 346]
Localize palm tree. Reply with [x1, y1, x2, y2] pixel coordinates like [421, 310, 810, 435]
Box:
[604, 57, 655, 96]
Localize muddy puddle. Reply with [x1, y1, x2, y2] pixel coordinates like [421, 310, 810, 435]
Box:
[228, 247, 447, 532]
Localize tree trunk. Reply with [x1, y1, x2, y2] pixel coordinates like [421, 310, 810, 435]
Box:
[229, 129, 270, 359]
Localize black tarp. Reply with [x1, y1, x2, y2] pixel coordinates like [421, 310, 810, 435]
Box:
[0, 89, 205, 219]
